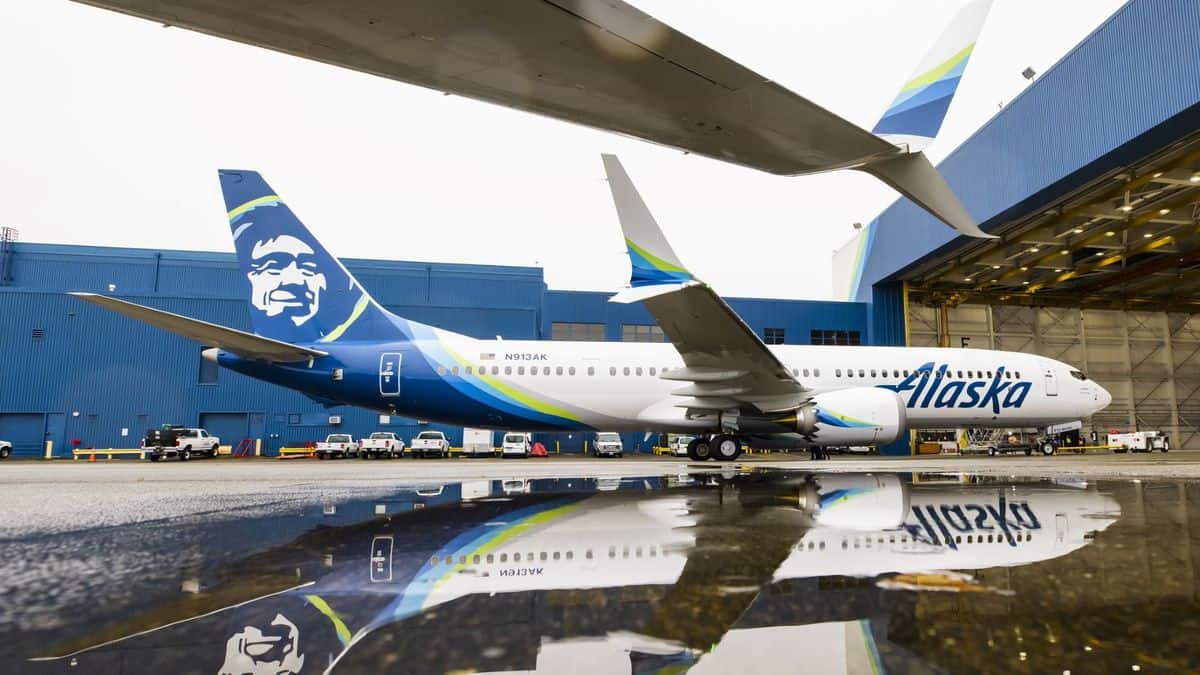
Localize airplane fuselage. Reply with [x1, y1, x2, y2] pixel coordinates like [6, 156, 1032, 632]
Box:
[218, 331, 1111, 437]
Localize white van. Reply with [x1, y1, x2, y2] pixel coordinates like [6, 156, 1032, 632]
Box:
[593, 432, 624, 458]
[501, 432, 531, 458]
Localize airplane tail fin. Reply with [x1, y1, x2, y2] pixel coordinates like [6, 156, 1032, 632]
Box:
[219, 170, 405, 344]
[600, 155, 696, 298]
[871, 0, 992, 151]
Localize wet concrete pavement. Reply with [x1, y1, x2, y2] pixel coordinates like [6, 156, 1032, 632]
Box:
[2, 459, 1199, 673]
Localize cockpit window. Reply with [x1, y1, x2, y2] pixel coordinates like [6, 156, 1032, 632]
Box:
[1070, 370, 1088, 381]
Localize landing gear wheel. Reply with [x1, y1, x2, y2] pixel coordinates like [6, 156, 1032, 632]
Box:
[712, 434, 742, 462]
[1041, 442, 1055, 456]
[687, 437, 713, 461]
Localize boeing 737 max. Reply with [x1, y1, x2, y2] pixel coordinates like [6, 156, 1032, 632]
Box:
[72, 162, 1111, 461]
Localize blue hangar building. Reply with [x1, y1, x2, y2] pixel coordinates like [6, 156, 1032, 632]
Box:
[0, 243, 867, 457]
[4, 0, 1200, 456]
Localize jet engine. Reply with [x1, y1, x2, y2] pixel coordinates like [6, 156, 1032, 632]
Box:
[782, 387, 906, 446]
[797, 473, 910, 531]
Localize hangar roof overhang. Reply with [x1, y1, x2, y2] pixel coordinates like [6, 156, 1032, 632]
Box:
[901, 131, 1200, 313]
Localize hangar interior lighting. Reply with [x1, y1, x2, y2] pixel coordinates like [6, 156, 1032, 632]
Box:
[1190, 173, 1200, 183]
[1118, 191, 1133, 212]
[1073, 228, 1084, 234]
[1159, 208, 1171, 215]
[1106, 231, 1116, 237]
[992, 265, 1001, 269]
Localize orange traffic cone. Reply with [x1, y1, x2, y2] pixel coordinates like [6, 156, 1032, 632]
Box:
[89, 452, 95, 463]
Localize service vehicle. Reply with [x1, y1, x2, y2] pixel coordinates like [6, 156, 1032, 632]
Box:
[1108, 431, 1169, 453]
[593, 432, 624, 458]
[461, 428, 494, 457]
[0, 439, 11, 459]
[669, 435, 695, 457]
[142, 426, 221, 462]
[501, 432, 532, 458]
[315, 433, 357, 460]
[359, 432, 403, 459]
[410, 430, 450, 458]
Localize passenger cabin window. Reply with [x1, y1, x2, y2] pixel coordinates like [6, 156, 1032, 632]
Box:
[858, 369, 865, 377]
[803, 368, 810, 377]
[814, 368, 820, 377]
[609, 367, 616, 376]
[836, 369, 842, 377]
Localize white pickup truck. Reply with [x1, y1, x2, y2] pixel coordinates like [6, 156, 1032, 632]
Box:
[410, 430, 450, 458]
[315, 433, 357, 460]
[143, 427, 220, 462]
[359, 432, 404, 459]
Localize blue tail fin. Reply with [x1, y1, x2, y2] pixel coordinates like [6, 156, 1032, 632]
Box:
[219, 170, 403, 344]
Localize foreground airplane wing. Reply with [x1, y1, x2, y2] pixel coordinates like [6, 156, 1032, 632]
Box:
[70, 293, 327, 362]
[71, 0, 993, 238]
[603, 155, 805, 414]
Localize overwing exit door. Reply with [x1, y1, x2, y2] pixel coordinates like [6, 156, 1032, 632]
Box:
[1044, 368, 1059, 396]
[380, 353, 402, 397]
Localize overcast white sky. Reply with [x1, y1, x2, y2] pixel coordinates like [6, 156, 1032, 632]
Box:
[0, 1, 1125, 300]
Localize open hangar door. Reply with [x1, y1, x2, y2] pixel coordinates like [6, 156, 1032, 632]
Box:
[897, 136, 1200, 450]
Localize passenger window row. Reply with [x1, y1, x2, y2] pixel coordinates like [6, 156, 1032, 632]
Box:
[437, 365, 678, 377]
[429, 544, 665, 567]
[829, 368, 1023, 380]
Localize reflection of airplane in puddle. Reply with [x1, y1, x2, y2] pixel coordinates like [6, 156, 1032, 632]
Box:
[25, 474, 1118, 674]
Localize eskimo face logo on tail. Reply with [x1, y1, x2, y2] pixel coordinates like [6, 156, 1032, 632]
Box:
[247, 234, 327, 326]
[880, 362, 1032, 413]
[219, 612, 305, 675]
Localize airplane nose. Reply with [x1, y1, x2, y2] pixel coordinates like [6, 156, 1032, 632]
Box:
[1095, 384, 1112, 410]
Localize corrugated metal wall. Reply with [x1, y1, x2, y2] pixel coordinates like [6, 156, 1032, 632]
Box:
[0, 242, 867, 456]
[855, 0, 1200, 302]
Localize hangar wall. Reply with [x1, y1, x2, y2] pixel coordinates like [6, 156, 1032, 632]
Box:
[908, 302, 1200, 450]
[0, 242, 869, 457]
[842, 0, 1200, 301]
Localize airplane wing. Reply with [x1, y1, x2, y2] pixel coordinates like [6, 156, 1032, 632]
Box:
[603, 155, 805, 414]
[71, 293, 327, 362]
[71, 0, 991, 237]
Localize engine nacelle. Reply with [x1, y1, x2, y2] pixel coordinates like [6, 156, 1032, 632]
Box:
[790, 387, 907, 446]
[799, 473, 910, 531]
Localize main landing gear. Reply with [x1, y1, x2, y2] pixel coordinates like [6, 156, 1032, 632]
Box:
[686, 434, 742, 462]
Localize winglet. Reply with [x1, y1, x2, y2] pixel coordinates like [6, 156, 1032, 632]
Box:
[601, 154, 695, 288]
[858, 151, 995, 239]
[872, 0, 993, 151]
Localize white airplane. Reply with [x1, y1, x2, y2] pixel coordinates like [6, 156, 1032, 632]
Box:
[74, 156, 1111, 462]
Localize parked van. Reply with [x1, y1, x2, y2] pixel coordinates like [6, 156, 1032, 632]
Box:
[501, 432, 531, 458]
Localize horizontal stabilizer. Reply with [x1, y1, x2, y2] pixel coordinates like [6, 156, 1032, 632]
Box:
[71, 293, 327, 362]
[858, 152, 994, 239]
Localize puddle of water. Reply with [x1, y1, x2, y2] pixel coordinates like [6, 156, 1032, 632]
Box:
[3, 470, 1198, 674]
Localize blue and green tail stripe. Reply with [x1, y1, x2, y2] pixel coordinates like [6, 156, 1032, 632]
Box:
[626, 238, 692, 287]
[873, 44, 974, 140]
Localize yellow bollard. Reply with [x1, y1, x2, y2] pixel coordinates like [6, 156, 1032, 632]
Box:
[556, 440, 560, 454]
[255, 439, 262, 457]
[44, 441, 53, 459]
